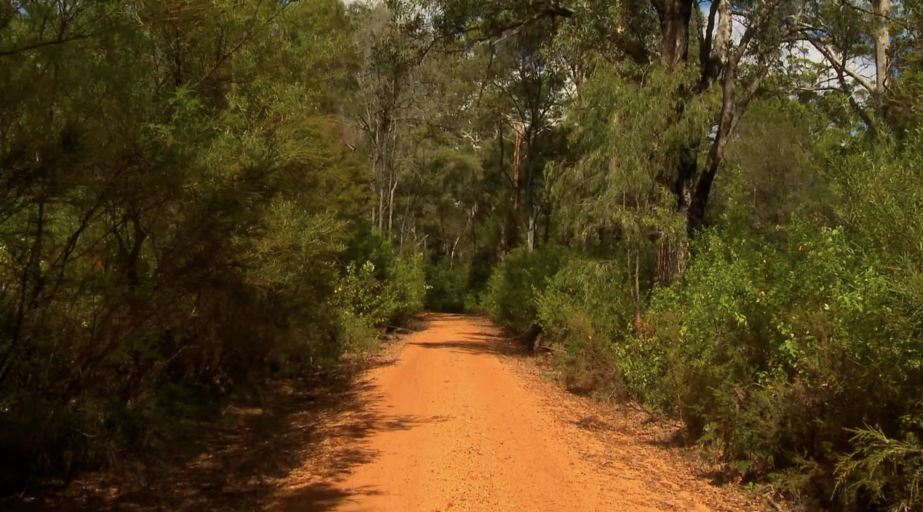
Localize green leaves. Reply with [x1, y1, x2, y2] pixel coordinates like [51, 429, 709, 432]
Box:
[0, 0, 391, 480]
[335, 249, 427, 334]
[484, 246, 567, 333]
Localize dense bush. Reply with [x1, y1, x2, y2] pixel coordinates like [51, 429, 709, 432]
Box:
[483, 247, 567, 334]
[386, 253, 429, 325]
[0, 0, 427, 491]
[422, 251, 499, 313]
[2, 0, 920, 507]
[335, 251, 426, 344]
[536, 258, 636, 395]
[528, 143, 923, 511]
[425, 258, 469, 312]
[644, 216, 923, 509]
[340, 229, 428, 328]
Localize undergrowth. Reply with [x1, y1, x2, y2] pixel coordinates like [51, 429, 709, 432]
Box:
[482, 143, 923, 511]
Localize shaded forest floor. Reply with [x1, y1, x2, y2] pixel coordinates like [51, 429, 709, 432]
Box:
[1, 325, 419, 512]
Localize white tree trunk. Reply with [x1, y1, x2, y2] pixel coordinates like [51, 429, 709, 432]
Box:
[526, 209, 537, 252]
[873, 0, 891, 96]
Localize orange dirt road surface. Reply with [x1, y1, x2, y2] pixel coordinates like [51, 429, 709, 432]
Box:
[271, 314, 766, 512]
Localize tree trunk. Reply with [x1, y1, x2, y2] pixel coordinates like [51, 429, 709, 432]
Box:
[655, 0, 694, 71]
[526, 208, 537, 252]
[673, 145, 698, 215]
[688, 23, 759, 235]
[399, 202, 413, 251]
[632, 251, 642, 324]
[873, 0, 890, 97]
[543, 206, 552, 246]
[657, 0, 732, 283]
[512, 123, 523, 217]
[651, 0, 695, 284]
[450, 236, 460, 263]
[505, 123, 526, 251]
[126, 212, 146, 289]
[388, 179, 398, 235]
[656, 241, 685, 286]
[378, 183, 385, 231]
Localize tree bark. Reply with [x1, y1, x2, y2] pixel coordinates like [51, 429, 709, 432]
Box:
[505, 122, 525, 251]
[512, 122, 523, 217]
[873, 0, 890, 97]
[658, 0, 732, 282]
[388, 178, 398, 235]
[654, 0, 694, 71]
[688, 29, 765, 235]
[126, 212, 146, 289]
[653, 0, 695, 285]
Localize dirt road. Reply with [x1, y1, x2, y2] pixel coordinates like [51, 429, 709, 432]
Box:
[273, 315, 765, 512]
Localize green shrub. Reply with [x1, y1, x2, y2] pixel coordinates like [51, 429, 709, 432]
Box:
[466, 252, 496, 306]
[340, 227, 427, 328]
[524, 146, 923, 511]
[425, 259, 469, 312]
[334, 251, 427, 339]
[385, 252, 428, 325]
[634, 205, 923, 510]
[536, 254, 673, 400]
[536, 258, 628, 395]
[463, 289, 486, 313]
[645, 221, 919, 506]
[483, 247, 566, 333]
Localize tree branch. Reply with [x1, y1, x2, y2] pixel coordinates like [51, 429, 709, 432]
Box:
[0, 33, 94, 58]
[804, 36, 876, 94]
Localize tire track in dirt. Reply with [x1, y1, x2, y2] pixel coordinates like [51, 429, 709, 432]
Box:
[270, 314, 767, 512]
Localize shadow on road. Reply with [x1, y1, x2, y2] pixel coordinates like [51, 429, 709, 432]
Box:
[274, 405, 448, 512]
[278, 483, 382, 511]
[6, 340, 437, 512]
[407, 331, 530, 359]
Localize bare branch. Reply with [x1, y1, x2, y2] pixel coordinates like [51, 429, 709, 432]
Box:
[0, 33, 95, 58]
[804, 36, 876, 93]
